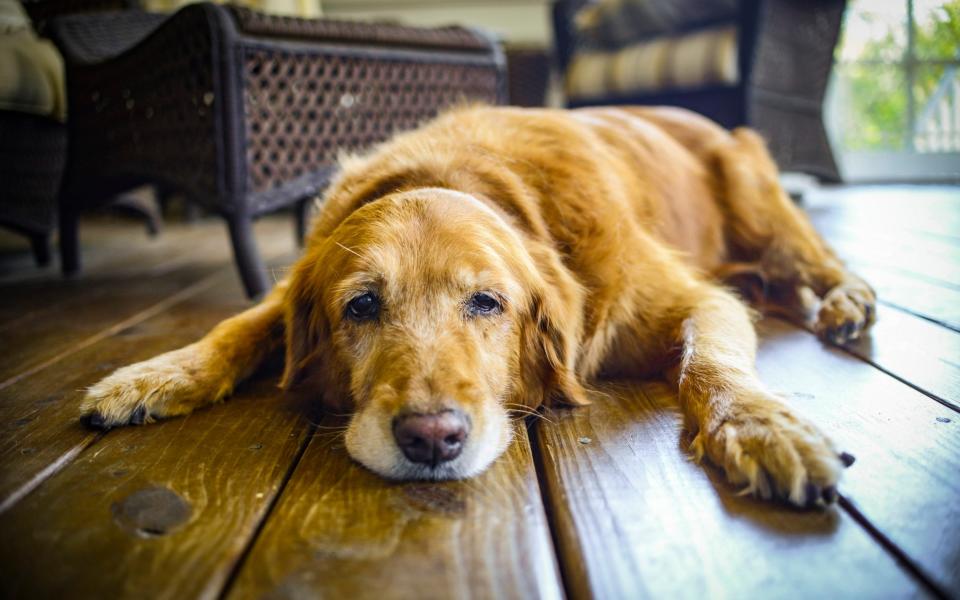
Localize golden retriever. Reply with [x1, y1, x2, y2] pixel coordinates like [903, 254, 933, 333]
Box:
[80, 105, 874, 506]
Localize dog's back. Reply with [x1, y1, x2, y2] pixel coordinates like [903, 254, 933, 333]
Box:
[320, 105, 734, 275]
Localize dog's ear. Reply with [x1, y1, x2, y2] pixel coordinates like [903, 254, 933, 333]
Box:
[519, 244, 590, 408]
[279, 258, 329, 391]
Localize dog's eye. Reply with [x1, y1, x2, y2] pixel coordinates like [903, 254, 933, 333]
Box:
[468, 292, 502, 316]
[347, 292, 380, 321]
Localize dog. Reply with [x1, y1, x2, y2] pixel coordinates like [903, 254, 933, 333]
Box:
[80, 105, 874, 506]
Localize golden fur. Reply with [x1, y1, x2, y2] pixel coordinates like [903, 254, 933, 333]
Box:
[81, 105, 875, 505]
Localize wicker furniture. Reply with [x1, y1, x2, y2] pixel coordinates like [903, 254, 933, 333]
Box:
[0, 111, 66, 265]
[1, 0, 70, 266]
[553, 0, 845, 182]
[48, 3, 505, 297]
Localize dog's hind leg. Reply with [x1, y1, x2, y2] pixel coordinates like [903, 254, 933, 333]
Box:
[80, 280, 288, 428]
[714, 129, 875, 344]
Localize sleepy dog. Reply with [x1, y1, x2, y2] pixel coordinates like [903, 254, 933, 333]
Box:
[80, 105, 874, 506]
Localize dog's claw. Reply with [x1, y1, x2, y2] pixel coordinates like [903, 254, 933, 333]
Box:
[801, 483, 839, 507]
[823, 486, 837, 504]
[129, 405, 147, 425]
[804, 483, 820, 507]
[81, 412, 110, 431]
[839, 451, 856, 468]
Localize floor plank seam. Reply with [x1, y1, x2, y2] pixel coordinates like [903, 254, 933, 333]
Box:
[838, 495, 949, 599]
[861, 262, 960, 293]
[877, 299, 960, 334]
[527, 418, 576, 600]
[0, 272, 226, 393]
[0, 434, 103, 515]
[772, 316, 960, 415]
[215, 421, 317, 600]
[830, 344, 960, 414]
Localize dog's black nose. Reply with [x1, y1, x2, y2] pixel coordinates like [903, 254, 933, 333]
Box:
[393, 410, 469, 466]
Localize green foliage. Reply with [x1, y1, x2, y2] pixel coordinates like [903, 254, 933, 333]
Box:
[838, 0, 959, 151]
[915, 1, 960, 57]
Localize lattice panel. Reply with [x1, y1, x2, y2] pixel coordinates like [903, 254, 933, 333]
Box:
[242, 48, 500, 193]
[65, 7, 219, 205]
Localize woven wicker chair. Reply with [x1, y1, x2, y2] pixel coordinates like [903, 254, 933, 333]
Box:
[553, 0, 845, 182]
[46, 3, 505, 297]
[0, 111, 66, 266]
[2, 0, 126, 268]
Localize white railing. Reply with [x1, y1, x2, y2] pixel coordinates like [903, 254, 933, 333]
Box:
[913, 65, 960, 152]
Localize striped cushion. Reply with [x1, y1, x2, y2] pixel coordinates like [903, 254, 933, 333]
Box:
[566, 25, 738, 99]
[574, 0, 739, 50]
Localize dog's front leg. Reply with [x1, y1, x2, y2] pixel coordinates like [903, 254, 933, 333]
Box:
[670, 286, 846, 507]
[80, 281, 288, 428]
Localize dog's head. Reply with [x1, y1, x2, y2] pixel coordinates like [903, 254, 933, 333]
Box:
[281, 188, 586, 480]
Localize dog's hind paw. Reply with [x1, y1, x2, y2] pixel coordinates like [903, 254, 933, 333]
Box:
[692, 391, 848, 508]
[80, 344, 230, 429]
[814, 280, 876, 345]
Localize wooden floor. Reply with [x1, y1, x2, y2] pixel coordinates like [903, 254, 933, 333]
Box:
[0, 186, 957, 599]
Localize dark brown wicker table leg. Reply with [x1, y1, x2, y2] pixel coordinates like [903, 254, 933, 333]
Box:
[227, 216, 269, 299]
[294, 198, 311, 248]
[29, 232, 52, 267]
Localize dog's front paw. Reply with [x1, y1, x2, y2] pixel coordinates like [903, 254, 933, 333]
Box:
[80, 344, 231, 429]
[814, 280, 876, 344]
[691, 391, 847, 507]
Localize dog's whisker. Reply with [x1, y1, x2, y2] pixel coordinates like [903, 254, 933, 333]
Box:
[322, 410, 355, 419]
[334, 241, 363, 258]
[312, 422, 350, 430]
[507, 406, 544, 419]
[312, 428, 349, 435]
[310, 430, 347, 440]
[503, 403, 557, 425]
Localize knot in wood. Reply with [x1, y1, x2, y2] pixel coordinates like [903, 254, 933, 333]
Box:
[111, 486, 192, 538]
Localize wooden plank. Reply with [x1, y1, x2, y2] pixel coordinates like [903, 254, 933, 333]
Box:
[0, 221, 215, 328]
[0, 217, 156, 285]
[0, 219, 308, 598]
[0, 217, 294, 386]
[226, 420, 564, 600]
[806, 185, 960, 245]
[0, 216, 204, 290]
[0, 270, 232, 508]
[806, 186, 960, 291]
[0, 271, 223, 392]
[838, 304, 960, 411]
[534, 381, 927, 599]
[845, 263, 960, 332]
[800, 186, 960, 409]
[0, 376, 311, 599]
[755, 317, 960, 595]
[0, 252, 293, 510]
[812, 220, 960, 271]
[820, 236, 960, 292]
